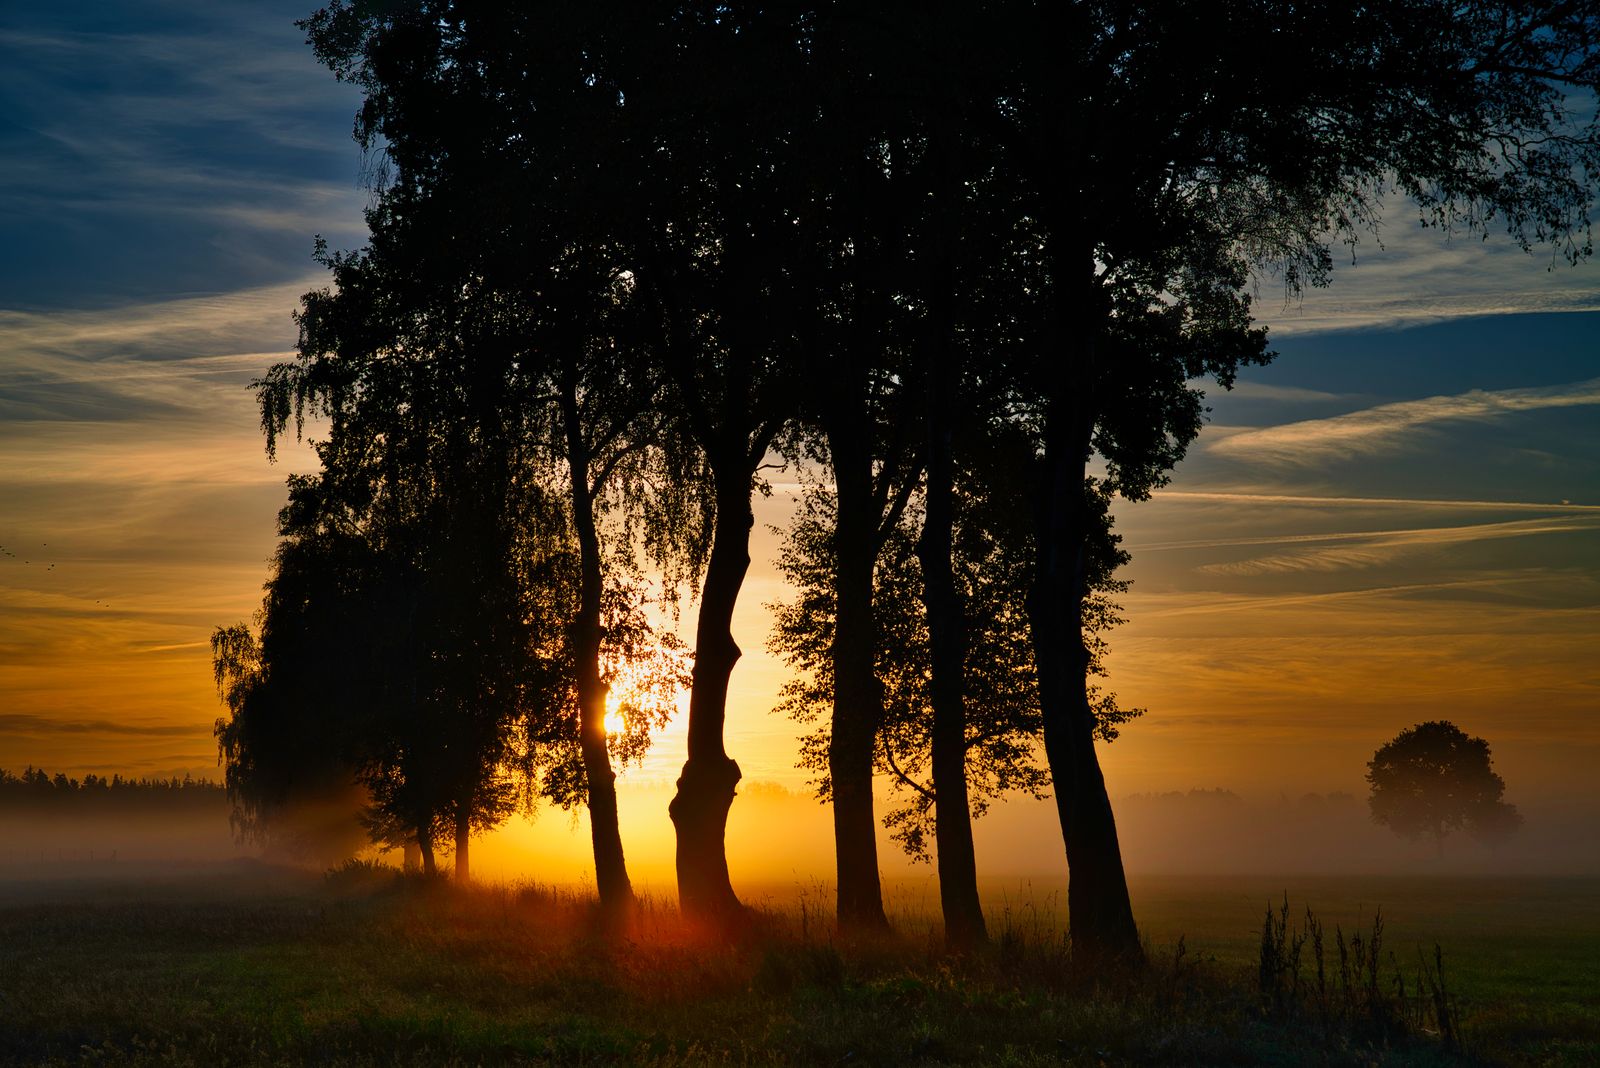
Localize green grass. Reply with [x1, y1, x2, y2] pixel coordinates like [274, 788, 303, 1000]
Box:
[0, 865, 1593, 1066]
[1127, 875, 1600, 1067]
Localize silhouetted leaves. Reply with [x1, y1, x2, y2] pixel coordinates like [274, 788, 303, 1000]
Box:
[1367, 721, 1523, 848]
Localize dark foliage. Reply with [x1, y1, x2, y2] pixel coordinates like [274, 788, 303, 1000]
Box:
[1367, 721, 1523, 847]
[225, 0, 1600, 945]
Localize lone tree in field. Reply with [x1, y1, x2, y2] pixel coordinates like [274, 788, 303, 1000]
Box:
[1366, 721, 1522, 850]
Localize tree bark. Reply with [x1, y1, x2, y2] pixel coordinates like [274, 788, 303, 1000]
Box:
[561, 376, 636, 915]
[1029, 286, 1141, 964]
[914, 90, 986, 947]
[454, 804, 470, 881]
[827, 415, 890, 933]
[919, 347, 986, 950]
[418, 828, 436, 876]
[668, 462, 749, 924]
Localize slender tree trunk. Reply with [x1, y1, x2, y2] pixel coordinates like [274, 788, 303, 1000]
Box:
[561, 377, 636, 915]
[914, 94, 986, 946]
[827, 417, 890, 933]
[418, 829, 436, 877]
[1029, 279, 1140, 964]
[669, 462, 748, 924]
[919, 347, 986, 950]
[454, 804, 470, 881]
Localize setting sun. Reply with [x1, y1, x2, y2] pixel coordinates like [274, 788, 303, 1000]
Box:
[603, 689, 626, 737]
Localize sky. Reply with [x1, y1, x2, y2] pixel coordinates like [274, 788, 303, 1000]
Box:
[3, 2, 1598, 880]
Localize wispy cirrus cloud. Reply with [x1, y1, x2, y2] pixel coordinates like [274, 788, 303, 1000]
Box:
[1259, 285, 1600, 336]
[1191, 515, 1600, 576]
[1207, 378, 1600, 465]
[1255, 207, 1600, 336]
[1213, 381, 1349, 403]
[0, 3, 366, 309]
[0, 280, 327, 437]
[1138, 513, 1600, 552]
[0, 713, 202, 738]
[0, 279, 314, 364]
[1147, 490, 1600, 511]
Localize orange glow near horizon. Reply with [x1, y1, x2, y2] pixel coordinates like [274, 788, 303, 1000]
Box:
[3, 279, 1599, 884]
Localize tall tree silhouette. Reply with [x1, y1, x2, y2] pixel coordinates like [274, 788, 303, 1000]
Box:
[983, 0, 1600, 962]
[777, 42, 928, 931]
[283, 0, 1600, 951]
[295, 2, 695, 907]
[594, 7, 822, 925]
[771, 461, 1140, 869]
[234, 301, 559, 876]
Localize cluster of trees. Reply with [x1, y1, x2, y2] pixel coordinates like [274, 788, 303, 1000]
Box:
[213, 1, 1600, 958]
[0, 768, 224, 813]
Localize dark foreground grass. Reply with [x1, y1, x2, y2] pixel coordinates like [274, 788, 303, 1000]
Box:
[1125, 875, 1600, 1067]
[0, 863, 1586, 1067]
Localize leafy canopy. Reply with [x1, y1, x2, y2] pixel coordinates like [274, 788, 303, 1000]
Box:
[1366, 720, 1522, 845]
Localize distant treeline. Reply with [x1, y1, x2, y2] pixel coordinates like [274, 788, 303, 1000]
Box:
[0, 767, 225, 814]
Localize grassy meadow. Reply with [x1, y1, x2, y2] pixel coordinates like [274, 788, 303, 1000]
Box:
[0, 863, 1594, 1066]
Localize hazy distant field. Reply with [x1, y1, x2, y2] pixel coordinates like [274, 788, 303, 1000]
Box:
[0, 863, 1594, 1065]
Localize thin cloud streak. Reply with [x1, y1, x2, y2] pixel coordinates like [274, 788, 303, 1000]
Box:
[1149, 490, 1600, 511]
[0, 713, 203, 738]
[1212, 381, 1349, 403]
[1254, 207, 1600, 336]
[1208, 378, 1600, 464]
[1190, 516, 1600, 576]
[1126, 573, 1580, 619]
[1260, 289, 1600, 336]
[1135, 515, 1600, 552]
[0, 281, 315, 360]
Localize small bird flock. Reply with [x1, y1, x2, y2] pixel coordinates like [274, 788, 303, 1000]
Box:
[0, 542, 108, 605]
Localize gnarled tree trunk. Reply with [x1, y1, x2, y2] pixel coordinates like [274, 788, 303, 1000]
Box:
[669, 464, 749, 924]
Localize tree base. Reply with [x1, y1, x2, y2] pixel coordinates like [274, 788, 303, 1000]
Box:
[668, 754, 745, 929]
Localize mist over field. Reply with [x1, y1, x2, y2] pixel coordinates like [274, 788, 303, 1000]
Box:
[7, 779, 1596, 886]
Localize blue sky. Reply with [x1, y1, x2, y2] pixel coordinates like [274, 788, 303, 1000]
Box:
[1, 2, 1597, 824]
[1, 0, 364, 311]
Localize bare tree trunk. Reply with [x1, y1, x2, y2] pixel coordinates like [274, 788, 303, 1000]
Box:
[828, 420, 890, 933]
[1030, 283, 1140, 964]
[418, 829, 436, 877]
[561, 376, 636, 915]
[669, 464, 748, 924]
[920, 347, 986, 950]
[915, 98, 986, 947]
